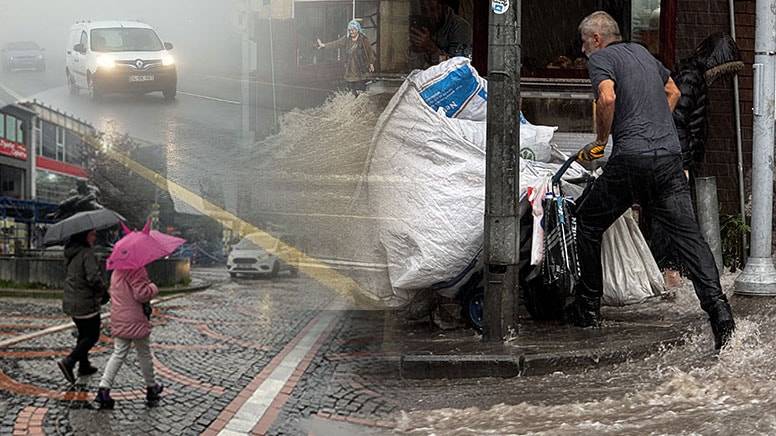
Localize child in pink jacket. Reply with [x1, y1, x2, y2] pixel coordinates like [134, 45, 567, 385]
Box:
[95, 267, 163, 409]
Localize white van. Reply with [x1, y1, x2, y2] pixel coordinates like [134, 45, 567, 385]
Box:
[65, 21, 177, 101]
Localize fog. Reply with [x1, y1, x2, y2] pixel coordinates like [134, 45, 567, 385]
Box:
[0, 0, 243, 76]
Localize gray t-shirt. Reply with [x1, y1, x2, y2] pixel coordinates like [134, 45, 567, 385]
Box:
[587, 42, 681, 157]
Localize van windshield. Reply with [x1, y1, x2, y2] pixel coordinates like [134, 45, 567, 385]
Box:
[90, 28, 163, 52]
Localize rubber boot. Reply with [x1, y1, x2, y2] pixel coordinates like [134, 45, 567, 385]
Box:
[708, 298, 735, 350]
[95, 388, 115, 410]
[146, 383, 164, 407]
[564, 286, 602, 328]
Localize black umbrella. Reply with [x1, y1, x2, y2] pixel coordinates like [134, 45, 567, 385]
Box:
[43, 209, 125, 246]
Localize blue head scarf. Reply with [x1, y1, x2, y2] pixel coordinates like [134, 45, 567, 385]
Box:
[347, 20, 363, 35]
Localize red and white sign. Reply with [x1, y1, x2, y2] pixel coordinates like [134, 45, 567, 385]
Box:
[37, 156, 88, 179]
[0, 138, 28, 161]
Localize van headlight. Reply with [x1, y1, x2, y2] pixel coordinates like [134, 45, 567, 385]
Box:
[96, 56, 115, 70]
[162, 54, 175, 66]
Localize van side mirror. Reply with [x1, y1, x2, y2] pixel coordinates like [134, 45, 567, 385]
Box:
[164, 42, 173, 50]
[73, 43, 84, 53]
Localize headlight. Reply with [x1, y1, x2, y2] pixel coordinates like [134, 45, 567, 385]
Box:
[162, 54, 175, 66]
[96, 56, 115, 70]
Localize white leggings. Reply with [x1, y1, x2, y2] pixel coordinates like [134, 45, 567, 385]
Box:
[99, 336, 156, 389]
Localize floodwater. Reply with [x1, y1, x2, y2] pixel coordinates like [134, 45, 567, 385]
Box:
[395, 273, 776, 435]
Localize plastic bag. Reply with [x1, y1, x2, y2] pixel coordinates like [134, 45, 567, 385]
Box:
[409, 57, 488, 121]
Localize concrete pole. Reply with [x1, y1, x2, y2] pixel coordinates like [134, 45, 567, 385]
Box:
[735, 0, 776, 296]
[483, 0, 520, 341]
[695, 177, 724, 273]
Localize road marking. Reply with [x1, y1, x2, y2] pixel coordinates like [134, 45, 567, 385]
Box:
[206, 306, 340, 435]
[0, 82, 26, 102]
[179, 91, 240, 105]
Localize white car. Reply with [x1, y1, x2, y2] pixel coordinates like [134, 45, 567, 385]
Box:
[65, 20, 177, 101]
[227, 234, 299, 279]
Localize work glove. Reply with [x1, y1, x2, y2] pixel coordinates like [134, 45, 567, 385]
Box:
[577, 141, 606, 161]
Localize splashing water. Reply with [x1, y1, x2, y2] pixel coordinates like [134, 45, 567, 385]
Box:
[395, 275, 776, 435]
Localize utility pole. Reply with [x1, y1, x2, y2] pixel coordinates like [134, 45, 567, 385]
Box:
[483, 0, 520, 341]
[735, 0, 776, 296]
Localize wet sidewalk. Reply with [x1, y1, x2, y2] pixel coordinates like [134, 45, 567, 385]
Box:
[389, 296, 691, 379]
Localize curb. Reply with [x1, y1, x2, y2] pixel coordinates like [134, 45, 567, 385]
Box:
[399, 335, 684, 379]
[0, 281, 212, 300]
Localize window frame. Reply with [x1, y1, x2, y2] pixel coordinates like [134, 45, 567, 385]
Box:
[6, 115, 17, 143]
[55, 125, 66, 161]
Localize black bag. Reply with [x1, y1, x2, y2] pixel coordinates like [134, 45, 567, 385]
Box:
[142, 302, 152, 320]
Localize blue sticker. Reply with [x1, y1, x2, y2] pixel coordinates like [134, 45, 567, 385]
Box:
[492, 0, 510, 14]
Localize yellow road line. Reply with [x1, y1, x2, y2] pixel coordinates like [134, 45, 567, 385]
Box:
[102, 147, 371, 304]
[0, 82, 26, 102]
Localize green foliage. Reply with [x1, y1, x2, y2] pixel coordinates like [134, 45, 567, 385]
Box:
[720, 213, 750, 272]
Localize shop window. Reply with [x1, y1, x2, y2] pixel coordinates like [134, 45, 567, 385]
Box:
[0, 166, 24, 199]
[5, 116, 16, 143]
[521, 0, 667, 79]
[33, 118, 42, 156]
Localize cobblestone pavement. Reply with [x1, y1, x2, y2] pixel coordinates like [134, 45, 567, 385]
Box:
[0, 269, 403, 435]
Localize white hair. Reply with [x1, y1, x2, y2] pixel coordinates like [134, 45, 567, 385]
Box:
[578, 11, 622, 42]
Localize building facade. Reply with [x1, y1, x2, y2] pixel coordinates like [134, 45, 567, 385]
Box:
[22, 101, 94, 204]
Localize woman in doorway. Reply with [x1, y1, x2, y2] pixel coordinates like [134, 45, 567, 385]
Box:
[317, 20, 375, 94]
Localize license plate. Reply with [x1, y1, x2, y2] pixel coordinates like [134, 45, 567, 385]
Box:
[129, 75, 154, 82]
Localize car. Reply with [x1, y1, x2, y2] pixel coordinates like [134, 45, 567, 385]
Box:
[65, 20, 177, 101]
[2, 41, 46, 72]
[227, 233, 300, 279]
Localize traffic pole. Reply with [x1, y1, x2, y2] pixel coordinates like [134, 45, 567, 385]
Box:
[483, 0, 521, 341]
[735, 0, 776, 296]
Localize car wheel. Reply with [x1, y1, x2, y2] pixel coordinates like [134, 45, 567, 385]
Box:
[289, 265, 299, 277]
[163, 87, 176, 102]
[270, 261, 280, 279]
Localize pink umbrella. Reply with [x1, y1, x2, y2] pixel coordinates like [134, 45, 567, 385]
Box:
[106, 220, 186, 271]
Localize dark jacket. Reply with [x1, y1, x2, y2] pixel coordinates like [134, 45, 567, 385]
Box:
[62, 244, 107, 317]
[671, 33, 743, 169]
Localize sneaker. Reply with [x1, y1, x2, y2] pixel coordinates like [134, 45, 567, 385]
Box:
[57, 359, 75, 384]
[146, 383, 164, 407]
[95, 388, 115, 410]
[78, 363, 99, 377]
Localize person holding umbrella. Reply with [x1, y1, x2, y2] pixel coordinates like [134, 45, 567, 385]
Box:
[57, 228, 108, 384]
[48, 209, 124, 384]
[95, 220, 185, 410]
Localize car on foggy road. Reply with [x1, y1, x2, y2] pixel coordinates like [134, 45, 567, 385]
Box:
[2, 41, 46, 72]
[227, 233, 300, 279]
[65, 20, 177, 101]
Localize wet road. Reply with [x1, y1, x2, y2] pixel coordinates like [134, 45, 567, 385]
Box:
[0, 269, 398, 435]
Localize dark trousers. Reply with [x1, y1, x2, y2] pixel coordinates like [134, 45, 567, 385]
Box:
[574, 153, 732, 320]
[65, 314, 101, 367]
